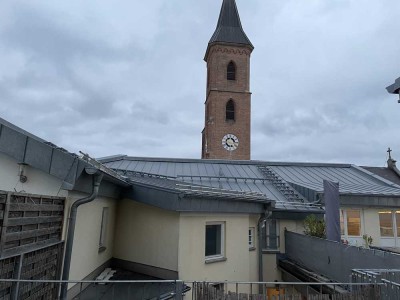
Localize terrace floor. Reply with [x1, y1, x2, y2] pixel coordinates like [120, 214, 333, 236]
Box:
[73, 269, 178, 300]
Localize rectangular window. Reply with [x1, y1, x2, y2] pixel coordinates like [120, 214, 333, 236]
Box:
[397, 212, 400, 238]
[379, 211, 394, 237]
[249, 227, 255, 249]
[340, 210, 345, 235]
[263, 219, 279, 251]
[99, 207, 109, 251]
[346, 209, 361, 236]
[205, 222, 225, 259]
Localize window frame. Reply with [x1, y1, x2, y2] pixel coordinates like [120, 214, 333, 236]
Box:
[205, 222, 225, 263]
[225, 99, 235, 122]
[227, 61, 236, 81]
[249, 227, 255, 250]
[262, 219, 280, 252]
[340, 209, 362, 238]
[379, 210, 400, 238]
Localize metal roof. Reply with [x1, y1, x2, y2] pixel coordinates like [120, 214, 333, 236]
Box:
[101, 156, 326, 213]
[0, 117, 128, 190]
[386, 77, 400, 94]
[101, 156, 400, 210]
[361, 166, 400, 186]
[205, 0, 253, 59]
[269, 164, 400, 197]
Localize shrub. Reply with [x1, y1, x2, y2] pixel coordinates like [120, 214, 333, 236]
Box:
[304, 215, 326, 239]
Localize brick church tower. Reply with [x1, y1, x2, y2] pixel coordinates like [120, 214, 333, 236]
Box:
[201, 0, 254, 160]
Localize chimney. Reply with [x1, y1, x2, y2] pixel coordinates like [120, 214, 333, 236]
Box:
[387, 148, 400, 178]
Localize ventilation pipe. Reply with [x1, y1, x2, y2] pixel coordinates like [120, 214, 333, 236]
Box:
[60, 170, 103, 300]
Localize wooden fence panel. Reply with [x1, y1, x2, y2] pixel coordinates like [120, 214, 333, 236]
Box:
[0, 192, 65, 258]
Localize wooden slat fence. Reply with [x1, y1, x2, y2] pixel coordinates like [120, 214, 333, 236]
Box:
[0, 242, 64, 300]
[0, 191, 65, 258]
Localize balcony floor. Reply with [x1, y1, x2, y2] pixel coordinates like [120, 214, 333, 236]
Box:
[73, 269, 177, 300]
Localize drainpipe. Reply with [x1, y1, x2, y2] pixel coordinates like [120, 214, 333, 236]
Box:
[60, 171, 103, 300]
[258, 209, 272, 293]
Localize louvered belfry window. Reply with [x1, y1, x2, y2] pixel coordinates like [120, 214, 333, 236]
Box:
[227, 61, 236, 80]
[226, 99, 235, 121]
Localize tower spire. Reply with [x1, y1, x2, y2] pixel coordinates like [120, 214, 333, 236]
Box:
[206, 0, 253, 59]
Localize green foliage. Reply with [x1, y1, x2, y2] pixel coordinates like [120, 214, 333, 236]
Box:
[303, 215, 326, 239]
[362, 234, 373, 247]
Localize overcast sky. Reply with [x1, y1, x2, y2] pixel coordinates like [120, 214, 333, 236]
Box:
[0, 0, 399, 166]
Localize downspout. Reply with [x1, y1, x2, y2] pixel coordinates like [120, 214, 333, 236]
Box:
[60, 172, 103, 300]
[258, 209, 272, 293]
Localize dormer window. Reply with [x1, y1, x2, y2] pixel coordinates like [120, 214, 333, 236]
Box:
[227, 62, 236, 81]
[226, 99, 235, 121]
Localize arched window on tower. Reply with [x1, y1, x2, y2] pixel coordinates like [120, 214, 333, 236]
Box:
[226, 99, 235, 121]
[227, 61, 236, 81]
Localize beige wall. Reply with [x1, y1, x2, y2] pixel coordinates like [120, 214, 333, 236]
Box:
[178, 213, 258, 282]
[67, 193, 117, 283]
[0, 152, 67, 197]
[113, 199, 179, 272]
[262, 219, 304, 282]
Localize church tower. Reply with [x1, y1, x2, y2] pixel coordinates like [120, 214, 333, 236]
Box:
[201, 0, 254, 160]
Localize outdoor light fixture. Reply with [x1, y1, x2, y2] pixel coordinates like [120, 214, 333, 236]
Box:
[18, 163, 28, 183]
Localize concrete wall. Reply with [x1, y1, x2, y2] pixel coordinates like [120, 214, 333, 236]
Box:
[113, 199, 180, 275]
[67, 192, 117, 283]
[0, 152, 67, 197]
[178, 213, 258, 282]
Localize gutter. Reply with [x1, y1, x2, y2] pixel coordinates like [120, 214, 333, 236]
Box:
[60, 168, 103, 300]
[258, 208, 272, 293]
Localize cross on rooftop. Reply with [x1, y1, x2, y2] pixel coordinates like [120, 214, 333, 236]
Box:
[388, 147, 392, 159]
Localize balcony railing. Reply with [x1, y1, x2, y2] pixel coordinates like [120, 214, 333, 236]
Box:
[0, 279, 383, 300]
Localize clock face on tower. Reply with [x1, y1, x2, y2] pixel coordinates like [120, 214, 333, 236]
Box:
[222, 134, 239, 151]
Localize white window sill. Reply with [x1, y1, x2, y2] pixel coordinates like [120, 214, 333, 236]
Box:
[262, 249, 280, 254]
[205, 256, 227, 264]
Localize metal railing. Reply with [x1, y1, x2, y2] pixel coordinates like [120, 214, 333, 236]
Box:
[352, 269, 400, 299]
[0, 279, 383, 300]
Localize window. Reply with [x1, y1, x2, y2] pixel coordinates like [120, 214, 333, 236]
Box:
[227, 61, 236, 80]
[379, 211, 394, 237]
[340, 209, 361, 237]
[205, 222, 225, 260]
[226, 99, 235, 121]
[249, 227, 255, 249]
[99, 207, 109, 251]
[340, 210, 345, 235]
[397, 212, 400, 237]
[262, 219, 280, 251]
[347, 210, 361, 236]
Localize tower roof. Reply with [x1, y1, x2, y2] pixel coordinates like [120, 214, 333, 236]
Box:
[206, 0, 253, 55]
